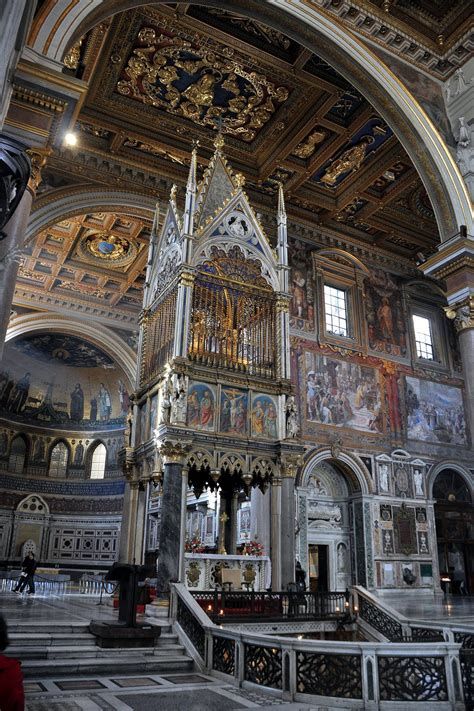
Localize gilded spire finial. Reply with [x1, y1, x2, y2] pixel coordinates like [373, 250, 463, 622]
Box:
[214, 132, 225, 151]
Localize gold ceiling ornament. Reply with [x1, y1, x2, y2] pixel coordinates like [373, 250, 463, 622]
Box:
[206, 8, 291, 50]
[292, 128, 327, 159]
[320, 136, 375, 187]
[117, 28, 289, 142]
[78, 230, 138, 267]
[63, 39, 82, 70]
[123, 137, 185, 164]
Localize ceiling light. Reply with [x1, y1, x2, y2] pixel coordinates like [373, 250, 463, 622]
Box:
[64, 132, 78, 146]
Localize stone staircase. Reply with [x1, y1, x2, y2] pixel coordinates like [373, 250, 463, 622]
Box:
[8, 619, 195, 678]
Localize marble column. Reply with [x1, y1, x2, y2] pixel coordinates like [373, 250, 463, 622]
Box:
[250, 485, 271, 557]
[156, 441, 188, 594]
[423, 233, 474, 442]
[280, 474, 296, 590]
[230, 492, 239, 554]
[455, 315, 474, 442]
[0, 146, 48, 361]
[270, 477, 282, 590]
[178, 467, 189, 581]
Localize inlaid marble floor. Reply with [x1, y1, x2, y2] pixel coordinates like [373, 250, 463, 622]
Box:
[380, 592, 474, 624]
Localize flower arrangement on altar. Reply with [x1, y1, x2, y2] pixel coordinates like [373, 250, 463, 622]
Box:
[184, 535, 205, 553]
[242, 539, 264, 557]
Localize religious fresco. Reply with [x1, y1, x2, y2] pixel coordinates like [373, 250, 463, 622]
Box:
[219, 387, 248, 436]
[405, 376, 467, 445]
[251, 394, 278, 439]
[364, 269, 407, 356]
[304, 352, 383, 433]
[288, 239, 315, 333]
[186, 382, 216, 432]
[0, 334, 129, 431]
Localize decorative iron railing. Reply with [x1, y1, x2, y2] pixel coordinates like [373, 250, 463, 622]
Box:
[191, 589, 347, 622]
[358, 594, 404, 641]
[140, 289, 177, 385]
[172, 583, 465, 707]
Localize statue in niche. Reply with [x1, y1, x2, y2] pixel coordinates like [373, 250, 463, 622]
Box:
[337, 544, 347, 572]
[414, 469, 424, 496]
[125, 408, 133, 447]
[74, 442, 84, 465]
[285, 395, 299, 438]
[33, 438, 45, 462]
[160, 377, 172, 424]
[379, 464, 389, 492]
[403, 567, 416, 585]
[308, 476, 328, 495]
[172, 374, 188, 424]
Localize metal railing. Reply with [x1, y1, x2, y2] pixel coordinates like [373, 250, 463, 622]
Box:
[173, 583, 465, 707]
[190, 589, 348, 622]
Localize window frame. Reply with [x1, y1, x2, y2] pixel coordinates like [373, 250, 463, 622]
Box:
[408, 299, 449, 372]
[49, 441, 69, 478]
[313, 251, 368, 352]
[89, 441, 107, 480]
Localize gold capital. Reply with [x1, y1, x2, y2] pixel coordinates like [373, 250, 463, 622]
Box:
[445, 297, 474, 333]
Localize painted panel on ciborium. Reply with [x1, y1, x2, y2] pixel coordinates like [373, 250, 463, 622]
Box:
[219, 386, 248, 436]
[186, 382, 216, 431]
[251, 394, 278, 439]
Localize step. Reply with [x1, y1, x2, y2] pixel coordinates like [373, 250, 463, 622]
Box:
[9, 633, 94, 647]
[21, 654, 195, 678]
[10, 643, 187, 660]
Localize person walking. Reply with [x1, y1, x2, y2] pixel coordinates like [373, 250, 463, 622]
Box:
[13, 552, 37, 595]
[0, 615, 25, 710]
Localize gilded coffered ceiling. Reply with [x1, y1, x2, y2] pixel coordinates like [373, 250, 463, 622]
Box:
[19, 3, 446, 315]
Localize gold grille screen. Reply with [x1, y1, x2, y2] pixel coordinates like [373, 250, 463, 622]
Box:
[189, 273, 275, 378]
[141, 290, 177, 385]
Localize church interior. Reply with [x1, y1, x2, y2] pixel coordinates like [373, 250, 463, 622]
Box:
[0, 1, 473, 709]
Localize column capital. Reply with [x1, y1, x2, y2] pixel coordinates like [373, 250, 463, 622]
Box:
[156, 438, 190, 464]
[26, 147, 51, 195]
[422, 229, 474, 307]
[279, 454, 303, 479]
[446, 296, 474, 333]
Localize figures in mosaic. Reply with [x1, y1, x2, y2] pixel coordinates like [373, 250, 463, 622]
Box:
[70, 383, 84, 422]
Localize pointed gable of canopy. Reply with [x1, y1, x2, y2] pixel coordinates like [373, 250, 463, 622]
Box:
[192, 135, 278, 289]
[144, 198, 183, 308]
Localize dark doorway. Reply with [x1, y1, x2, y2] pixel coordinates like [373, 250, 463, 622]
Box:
[434, 469, 474, 594]
[308, 544, 329, 592]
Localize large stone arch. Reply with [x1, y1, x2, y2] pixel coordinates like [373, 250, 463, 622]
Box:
[26, 187, 156, 243]
[300, 447, 374, 495]
[26, 0, 473, 240]
[427, 460, 474, 501]
[6, 312, 137, 386]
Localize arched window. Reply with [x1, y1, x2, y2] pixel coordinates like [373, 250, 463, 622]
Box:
[8, 436, 27, 474]
[90, 443, 107, 480]
[49, 442, 69, 478]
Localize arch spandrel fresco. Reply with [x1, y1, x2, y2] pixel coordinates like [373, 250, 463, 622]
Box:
[0, 333, 130, 431]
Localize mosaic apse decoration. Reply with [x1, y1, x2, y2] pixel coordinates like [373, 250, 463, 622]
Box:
[0, 334, 129, 431]
[187, 382, 216, 431]
[251, 394, 278, 439]
[304, 352, 384, 433]
[219, 386, 248, 436]
[405, 376, 467, 445]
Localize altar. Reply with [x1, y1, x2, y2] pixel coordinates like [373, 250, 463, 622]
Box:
[184, 554, 271, 591]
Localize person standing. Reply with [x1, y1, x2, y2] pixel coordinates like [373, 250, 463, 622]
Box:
[0, 615, 24, 710]
[13, 552, 37, 595]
